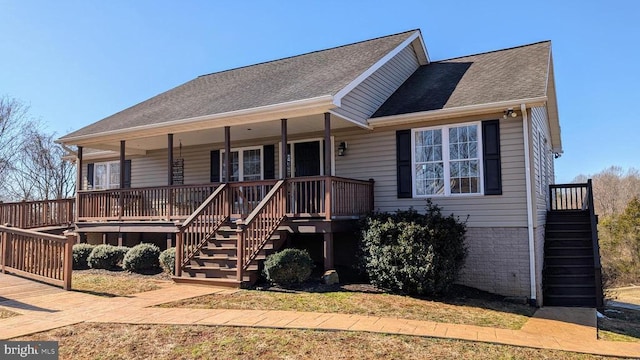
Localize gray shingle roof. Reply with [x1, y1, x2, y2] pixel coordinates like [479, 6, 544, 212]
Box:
[60, 30, 417, 140]
[372, 41, 551, 117]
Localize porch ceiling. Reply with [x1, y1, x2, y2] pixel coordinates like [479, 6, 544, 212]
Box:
[86, 113, 359, 153]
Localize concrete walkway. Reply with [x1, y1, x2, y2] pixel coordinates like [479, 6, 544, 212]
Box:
[1, 274, 639, 358]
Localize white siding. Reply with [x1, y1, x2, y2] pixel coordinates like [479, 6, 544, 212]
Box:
[335, 115, 528, 228]
[332, 45, 419, 124]
[531, 106, 554, 227]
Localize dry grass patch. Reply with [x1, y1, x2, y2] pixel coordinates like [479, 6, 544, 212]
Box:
[0, 308, 19, 319]
[161, 285, 534, 330]
[18, 323, 618, 360]
[72, 269, 171, 297]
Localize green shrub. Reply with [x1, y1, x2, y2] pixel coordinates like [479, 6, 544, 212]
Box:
[160, 247, 176, 275]
[72, 244, 95, 269]
[87, 244, 124, 270]
[358, 200, 467, 296]
[123, 243, 161, 273]
[263, 248, 314, 286]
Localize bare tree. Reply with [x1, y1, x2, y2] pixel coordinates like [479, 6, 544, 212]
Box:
[3, 128, 76, 201]
[573, 166, 640, 217]
[0, 96, 32, 184]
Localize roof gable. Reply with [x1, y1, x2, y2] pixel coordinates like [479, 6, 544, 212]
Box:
[60, 30, 419, 141]
[372, 41, 552, 117]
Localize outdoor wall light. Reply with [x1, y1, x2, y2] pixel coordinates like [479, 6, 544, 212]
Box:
[503, 109, 518, 119]
[337, 141, 348, 156]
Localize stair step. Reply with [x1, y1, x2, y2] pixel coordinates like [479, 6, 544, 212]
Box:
[545, 255, 594, 266]
[544, 246, 593, 257]
[172, 276, 242, 288]
[543, 295, 597, 307]
[545, 284, 595, 296]
[544, 264, 595, 276]
[185, 264, 259, 272]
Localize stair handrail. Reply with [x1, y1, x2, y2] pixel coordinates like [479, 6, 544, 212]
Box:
[236, 179, 287, 281]
[586, 179, 604, 309]
[176, 184, 229, 275]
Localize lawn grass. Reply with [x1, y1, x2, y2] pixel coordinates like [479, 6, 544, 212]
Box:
[72, 271, 170, 297]
[17, 323, 619, 360]
[160, 286, 535, 330]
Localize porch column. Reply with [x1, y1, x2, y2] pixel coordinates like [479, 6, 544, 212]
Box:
[119, 140, 125, 219]
[167, 134, 174, 186]
[323, 232, 334, 270]
[281, 119, 288, 179]
[224, 126, 231, 182]
[167, 134, 174, 219]
[323, 112, 331, 176]
[76, 146, 83, 223]
[324, 113, 332, 220]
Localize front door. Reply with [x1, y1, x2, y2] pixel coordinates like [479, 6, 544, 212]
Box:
[294, 141, 321, 177]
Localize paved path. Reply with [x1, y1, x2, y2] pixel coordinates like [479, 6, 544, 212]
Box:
[1, 274, 639, 358]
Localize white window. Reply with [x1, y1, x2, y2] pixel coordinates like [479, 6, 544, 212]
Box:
[412, 123, 483, 197]
[221, 146, 263, 182]
[93, 161, 120, 190]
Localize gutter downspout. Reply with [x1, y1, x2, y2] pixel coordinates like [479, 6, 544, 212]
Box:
[521, 103, 537, 305]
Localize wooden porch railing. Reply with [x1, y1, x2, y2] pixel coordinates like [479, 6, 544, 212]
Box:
[78, 183, 218, 221]
[0, 198, 75, 229]
[236, 180, 287, 281]
[175, 184, 229, 276]
[549, 183, 588, 210]
[0, 225, 75, 289]
[77, 176, 374, 223]
[585, 179, 604, 309]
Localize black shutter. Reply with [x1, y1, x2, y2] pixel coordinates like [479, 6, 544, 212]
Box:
[123, 160, 132, 188]
[210, 150, 220, 182]
[263, 145, 275, 179]
[396, 130, 412, 198]
[482, 120, 502, 195]
[86, 163, 94, 190]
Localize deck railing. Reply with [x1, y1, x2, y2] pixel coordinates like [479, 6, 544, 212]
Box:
[237, 180, 287, 281]
[0, 198, 75, 229]
[175, 184, 229, 276]
[549, 183, 588, 210]
[78, 183, 218, 221]
[77, 176, 374, 223]
[0, 225, 75, 289]
[585, 179, 604, 309]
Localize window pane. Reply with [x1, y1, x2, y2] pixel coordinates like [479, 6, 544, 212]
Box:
[94, 164, 107, 190]
[448, 125, 480, 194]
[109, 163, 120, 188]
[243, 149, 261, 181]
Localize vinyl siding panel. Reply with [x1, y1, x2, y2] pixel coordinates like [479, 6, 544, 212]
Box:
[332, 45, 419, 124]
[531, 106, 553, 227]
[335, 116, 528, 227]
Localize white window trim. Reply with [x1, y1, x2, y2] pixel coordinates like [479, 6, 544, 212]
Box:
[92, 160, 120, 190]
[278, 137, 335, 178]
[220, 145, 264, 181]
[411, 122, 484, 198]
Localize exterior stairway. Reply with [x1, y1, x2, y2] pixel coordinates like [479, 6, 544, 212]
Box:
[173, 221, 286, 288]
[543, 210, 598, 307]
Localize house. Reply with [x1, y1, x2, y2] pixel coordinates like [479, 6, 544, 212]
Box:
[54, 29, 601, 307]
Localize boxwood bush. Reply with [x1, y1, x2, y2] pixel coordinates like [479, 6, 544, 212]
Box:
[87, 244, 125, 270]
[358, 200, 467, 296]
[263, 248, 314, 287]
[72, 244, 95, 269]
[160, 247, 176, 275]
[123, 243, 161, 273]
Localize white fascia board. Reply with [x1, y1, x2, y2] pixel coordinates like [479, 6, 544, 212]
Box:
[332, 31, 422, 107]
[58, 95, 335, 146]
[413, 31, 430, 65]
[328, 110, 373, 130]
[367, 97, 548, 128]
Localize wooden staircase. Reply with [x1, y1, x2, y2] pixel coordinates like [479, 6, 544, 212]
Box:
[543, 210, 597, 306]
[173, 222, 286, 287]
[543, 180, 604, 308]
[173, 180, 289, 288]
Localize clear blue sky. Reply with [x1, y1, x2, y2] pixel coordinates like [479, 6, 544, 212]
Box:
[1, 0, 638, 183]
